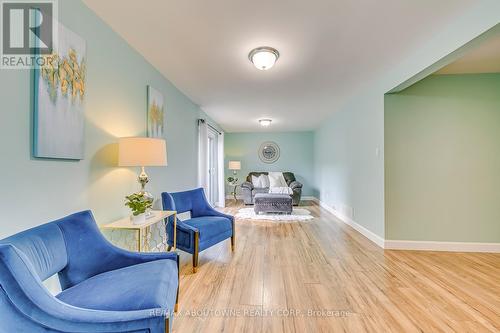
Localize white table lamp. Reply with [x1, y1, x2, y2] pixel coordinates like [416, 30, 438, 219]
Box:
[228, 160, 241, 176]
[118, 137, 167, 203]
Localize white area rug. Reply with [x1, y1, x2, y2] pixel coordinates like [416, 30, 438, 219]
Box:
[236, 207, 314, 222]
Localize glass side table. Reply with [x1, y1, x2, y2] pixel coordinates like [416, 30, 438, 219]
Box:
[101, 210, 177, 252]
[228, 181, 240, 202]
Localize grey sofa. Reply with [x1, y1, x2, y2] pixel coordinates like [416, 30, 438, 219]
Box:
[241, 172, 303, 206]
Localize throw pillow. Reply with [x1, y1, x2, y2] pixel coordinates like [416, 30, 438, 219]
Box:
[251, 175, 262, 188]
[259, 174, 270, 188]
[268, 172, 287, 187]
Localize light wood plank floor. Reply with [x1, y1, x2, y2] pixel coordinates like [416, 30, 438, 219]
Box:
[173, 201, 500, 332]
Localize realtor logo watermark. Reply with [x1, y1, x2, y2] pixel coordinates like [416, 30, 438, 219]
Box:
[1, 0, 58, 68]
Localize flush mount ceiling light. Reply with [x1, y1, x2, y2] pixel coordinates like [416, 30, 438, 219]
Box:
[248, 46, 280, 70]
[259, 119, 272, 127]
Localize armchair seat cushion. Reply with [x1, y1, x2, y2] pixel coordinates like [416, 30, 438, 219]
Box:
[57, 260, 178, 312]
[184, 216, 232, 243]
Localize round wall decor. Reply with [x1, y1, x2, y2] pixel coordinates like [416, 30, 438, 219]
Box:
[258, 141, 280, 164]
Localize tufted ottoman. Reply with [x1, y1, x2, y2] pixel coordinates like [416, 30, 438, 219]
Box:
[254, 193, 293, 214]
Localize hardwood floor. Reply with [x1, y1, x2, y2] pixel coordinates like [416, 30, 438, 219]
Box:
[173, 201, 500, 332]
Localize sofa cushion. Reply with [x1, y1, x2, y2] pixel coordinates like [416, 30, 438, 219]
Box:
[56, 260, 178, 312]
[252, 188, 269, 196]
[269, 187, 293, 194]
[260, 175, 270, 188]
[251, 175, 260, 187]
[184, 216, 232, 241]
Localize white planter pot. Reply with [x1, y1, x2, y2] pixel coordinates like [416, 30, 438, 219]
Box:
[131, 213, 146, 225]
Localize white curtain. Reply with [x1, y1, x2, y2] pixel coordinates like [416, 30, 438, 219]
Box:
[197, 120, 209, 193]
[217, 131, 225, 208]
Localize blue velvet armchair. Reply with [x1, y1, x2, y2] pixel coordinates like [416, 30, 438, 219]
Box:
[0, 210, 179, 333]
[161, 188, 235, 272]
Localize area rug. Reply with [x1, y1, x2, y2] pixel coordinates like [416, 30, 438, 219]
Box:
[235, 207, 314, 222]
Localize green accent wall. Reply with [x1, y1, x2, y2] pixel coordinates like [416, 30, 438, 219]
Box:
[385, 74, 500, 242]
[225, 132, 315, 196]
[0, 0, 217, 238]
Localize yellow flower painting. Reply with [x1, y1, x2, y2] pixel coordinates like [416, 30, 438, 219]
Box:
[34, 22, 86, 160]
[147, 86, 165, 138]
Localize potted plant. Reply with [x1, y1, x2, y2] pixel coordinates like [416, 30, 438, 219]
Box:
[125, 193, 152, 225]
[227, 176, 238, 185]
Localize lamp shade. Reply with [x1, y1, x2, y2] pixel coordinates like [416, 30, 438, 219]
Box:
[228, 160, 241, 170]
[118, 137, 167, 167]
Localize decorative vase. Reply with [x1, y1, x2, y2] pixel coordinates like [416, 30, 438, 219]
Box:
[131, 213, 146, 225]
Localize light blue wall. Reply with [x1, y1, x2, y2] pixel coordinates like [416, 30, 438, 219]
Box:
[313, 4, 500, 240]
[0, 0, 215, 238]
[225, 132, 315, 197]
[314, 92, 385, 237]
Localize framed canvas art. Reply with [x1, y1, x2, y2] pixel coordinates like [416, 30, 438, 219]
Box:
[33, 22, 86, 160]
[147, 86, 165, 138]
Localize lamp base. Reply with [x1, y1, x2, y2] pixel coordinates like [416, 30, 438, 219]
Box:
[139, 190, 154, 203]
[138, 166, 154, 208]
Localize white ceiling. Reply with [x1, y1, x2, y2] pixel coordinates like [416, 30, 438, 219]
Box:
[84, 0, 478, 132]
[436, 28, 500, 74]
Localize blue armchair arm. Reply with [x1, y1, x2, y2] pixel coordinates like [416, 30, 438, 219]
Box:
[191, 189, 234, 222]
[195, 203, 234, 222]
[102, 242, 179, 263]
[165, 216, 199, 249]
[0, 244, 168, 332]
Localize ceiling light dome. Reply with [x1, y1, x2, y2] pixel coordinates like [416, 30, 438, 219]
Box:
[249, 47, 279, 70]
[259, 119, 272, 127]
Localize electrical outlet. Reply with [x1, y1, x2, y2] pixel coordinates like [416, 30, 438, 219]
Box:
[341, 205, 354, 219]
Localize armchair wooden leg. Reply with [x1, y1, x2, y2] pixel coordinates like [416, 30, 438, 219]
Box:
[167, 245, 172, 251]
[175, 253, 179, 313]
[193, 232, 199, 273]
[231, 220, 235, 251]
[165, 317, 170, 333]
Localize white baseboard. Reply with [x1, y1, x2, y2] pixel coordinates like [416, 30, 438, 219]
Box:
[384, 240, 500, 253]
[316, 199, 385, 248]
[314, 197, 500, 253]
